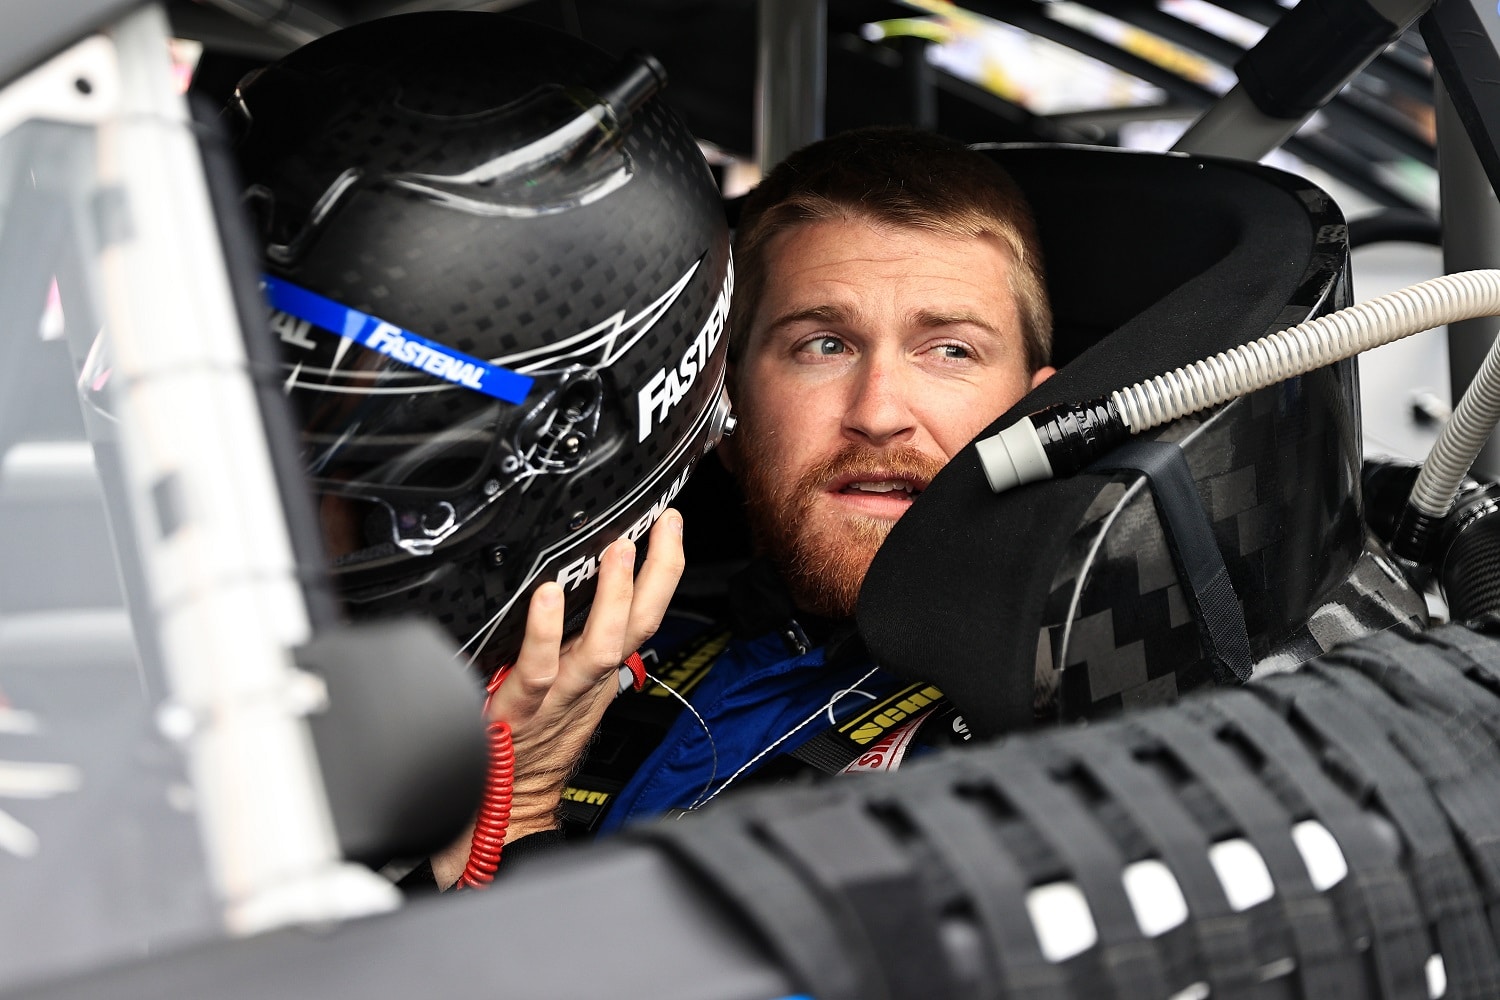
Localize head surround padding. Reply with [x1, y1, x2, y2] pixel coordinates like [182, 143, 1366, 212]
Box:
[858, 146, 1331, 738]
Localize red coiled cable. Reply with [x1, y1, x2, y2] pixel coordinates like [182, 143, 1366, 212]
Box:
[455, 718, 514, 889]
[452, 652, 642, 889]
[455, 665, 516, 889]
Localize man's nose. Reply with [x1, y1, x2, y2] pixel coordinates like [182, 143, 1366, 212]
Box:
[841, 357, 916, 445]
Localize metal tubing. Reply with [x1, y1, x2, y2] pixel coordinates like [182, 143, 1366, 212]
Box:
[103, 4, 397, 932]
[1174, 0, 1434, 161]
[1171, 84, 1302, 159]
[755, 0, 825, 173]
[900, 36, 937, 132]
[1438, 78, 1500, 478]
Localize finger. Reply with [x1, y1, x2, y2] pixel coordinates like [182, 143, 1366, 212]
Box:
[554, 537, 636, 697]
[488, 582, 564, 722]
[626, 509, 685, 648]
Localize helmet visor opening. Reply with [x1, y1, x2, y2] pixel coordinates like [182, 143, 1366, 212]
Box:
[318, 482, 501, 562]
[301, 416, 498, 494]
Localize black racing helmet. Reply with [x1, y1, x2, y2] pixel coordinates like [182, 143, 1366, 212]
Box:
[234, 13, 733, 668]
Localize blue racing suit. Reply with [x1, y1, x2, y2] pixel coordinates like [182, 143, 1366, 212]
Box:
[596, 625, 910, 833]
[392, 559, 965, 891]
[560, 559, 964, 838]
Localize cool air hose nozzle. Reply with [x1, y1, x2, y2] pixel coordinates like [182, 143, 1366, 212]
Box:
[977, 270, 1500, 497]
[975, 397, 1129, 493]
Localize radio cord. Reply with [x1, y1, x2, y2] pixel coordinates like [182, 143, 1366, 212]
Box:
[456, 667, 517, 889]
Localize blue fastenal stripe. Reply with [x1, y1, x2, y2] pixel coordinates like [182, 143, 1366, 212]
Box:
[261, 275, 533, 405]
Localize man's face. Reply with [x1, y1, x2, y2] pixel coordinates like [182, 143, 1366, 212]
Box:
[727, 215, 1054, 618]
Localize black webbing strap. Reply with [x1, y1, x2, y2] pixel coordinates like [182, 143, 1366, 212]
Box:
[560, 625, 731, 832]
[1338, 630, 1500, 788]
[1089, 439, 1252, 685]
[1129, 710, 1358, 997]
[754, 795, 959, 1000]
[1398, 625, 1500, 745]
[901, 782, 1071, 1000]
[1389, 628, 1500, 911]
[790, 682, 948, 775]
[1420, 620, 1500, 692]
[1190, 690, 1430, 1000]
[962, 746, 1172, 999]
[635, 804, 869, 1000]
[1066, 728, 1263, 997]
[1318, 636, 1500, 949]
[1424, 624, 1500, 751]
[1274, 667, 1500, 996]
[788, 727, 865, 774]
[1313, 636, 1500, 776]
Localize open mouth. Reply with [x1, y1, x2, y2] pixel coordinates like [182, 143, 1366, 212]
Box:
[828, 464, 930, 503]
[833, 475, 928, 499]
[813, 451, 942, 513]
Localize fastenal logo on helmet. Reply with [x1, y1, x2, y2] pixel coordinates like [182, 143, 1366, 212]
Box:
[635, 261, 733, 442]
[261, 274, 535, 404]
[238, 10, 732, 668]
[556, 463, 694, 591]
[363, 323, 487, 390]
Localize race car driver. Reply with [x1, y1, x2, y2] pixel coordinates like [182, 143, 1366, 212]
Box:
[236, 12, 1052, 887]
[568, 126, 1056, 838]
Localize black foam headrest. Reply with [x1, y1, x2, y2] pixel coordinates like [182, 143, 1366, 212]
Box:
[858, 145, 1321, 738]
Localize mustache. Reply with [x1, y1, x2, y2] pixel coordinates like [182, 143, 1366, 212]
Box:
[795, 444, 946, 495]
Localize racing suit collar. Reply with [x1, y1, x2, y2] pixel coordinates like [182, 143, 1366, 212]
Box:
[727, 556, 867, 666]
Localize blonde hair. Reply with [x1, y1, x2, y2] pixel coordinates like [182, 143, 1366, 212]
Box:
[729, 127, 1051, 373]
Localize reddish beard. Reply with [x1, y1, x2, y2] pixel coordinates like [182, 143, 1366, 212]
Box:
[735, 439, 944, 618]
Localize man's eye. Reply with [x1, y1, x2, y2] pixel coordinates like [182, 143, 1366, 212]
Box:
[933, 344, 972, 360]
[801, 336, 847, 356]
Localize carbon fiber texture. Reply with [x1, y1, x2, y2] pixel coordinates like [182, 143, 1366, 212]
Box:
[236, 13, 731, 663]
[1024, 183, 1426, 720]
[1038, 365, 1426, 719]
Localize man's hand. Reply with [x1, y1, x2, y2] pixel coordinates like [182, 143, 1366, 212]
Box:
[431, 509, 684, 887]
[493, 507, 685, 835]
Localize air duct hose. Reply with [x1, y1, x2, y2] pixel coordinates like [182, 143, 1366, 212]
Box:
[1393, 313, 1500, 559]
[977, 270, 1500, 499]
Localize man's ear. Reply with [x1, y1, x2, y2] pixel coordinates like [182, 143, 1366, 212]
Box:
[1030, 365, 1056, 389]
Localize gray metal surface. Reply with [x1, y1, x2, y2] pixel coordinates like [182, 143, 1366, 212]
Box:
[0, 0, 140, 91]
[98, 4, 398, 933]
[1171, 0, 1434, 168]
[1437, 80, 1500, 479]
[8, 846, 796, 1000]
[0, 40, 221, 986]
[1171, 85, 1304, 160]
